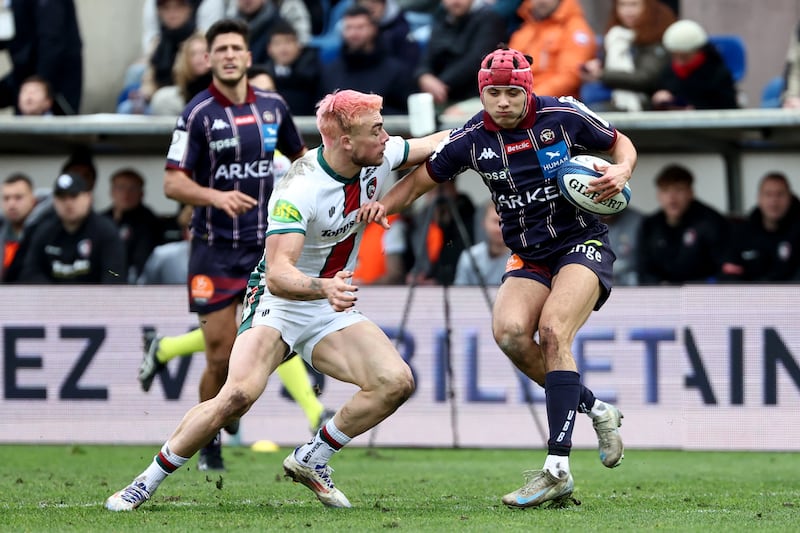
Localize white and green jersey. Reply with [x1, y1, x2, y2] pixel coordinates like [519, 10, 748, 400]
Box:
[258, 136, 409, 280]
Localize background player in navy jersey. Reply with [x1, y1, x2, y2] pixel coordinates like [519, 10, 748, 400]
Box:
[358, 47, 638, 509]
[105, 89, 449, 511]
[156, 18, 307, 471]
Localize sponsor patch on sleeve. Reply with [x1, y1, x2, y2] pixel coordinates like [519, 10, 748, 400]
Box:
[167, 129, 189, 162]
[270, 199, 302, 222]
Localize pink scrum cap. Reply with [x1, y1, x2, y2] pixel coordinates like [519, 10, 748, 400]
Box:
[478, 48, 533, 96]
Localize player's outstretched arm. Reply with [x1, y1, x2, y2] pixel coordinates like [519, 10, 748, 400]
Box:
[265, 233, 357, 312]
[357, 163, 440, 227]
[587, 132, 638, 203]
[401, 129, 451, 169]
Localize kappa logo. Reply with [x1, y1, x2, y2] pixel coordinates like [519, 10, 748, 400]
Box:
[211, 119, 229, 131]
[477, 147, 499, 160]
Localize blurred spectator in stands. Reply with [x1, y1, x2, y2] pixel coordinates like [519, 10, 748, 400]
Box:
[246, 65, 277, 90]
[16, 76, 55, 116]
[262, 20, 322, 115]
[580, 0, 675, 112]
[453, 201, 509, 286]
[508, 0, 596, 98]
[397, 0, 438, 14]
[0, 0, 82, 115]
[229, 0, 310, 63]
[0, 173, 52, 283]
[721, 172, 800, 282]
[61, 147, 98, 192]
[408, 180, 476, 285]
[138, 204, 193, 285]
[119, 0, 199, 114]
[321, 5, 413, 114]
[636, 164, 729, 285]
[414, 0, 505, 113]
[601, 206, 643, 286]
[100, 168, 163, 284]
[353, 212, 410, 285]
[150, 32, 212, 116]
[20, 174, 126, 284]
[356, 0, 421, 73]
[142, 0, 224, 56]
[651, 19, 737, 110]
[781, 21, 800, 109]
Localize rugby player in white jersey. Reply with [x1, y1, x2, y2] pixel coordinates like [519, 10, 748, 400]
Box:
[106, 89, 448, 511]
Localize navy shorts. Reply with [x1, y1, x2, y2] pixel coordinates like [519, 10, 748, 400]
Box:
[187, 238, 263, 315]
[504, 229, 616, 311]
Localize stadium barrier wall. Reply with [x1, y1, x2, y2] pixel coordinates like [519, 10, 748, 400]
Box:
[1, 285, 799, 451]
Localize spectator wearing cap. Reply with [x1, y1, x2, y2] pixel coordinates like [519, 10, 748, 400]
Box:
[636, 164, 730, 285]
[61, 147, 98, 192]
[651, 19, 738, 110]
[19, 174, 126, 284]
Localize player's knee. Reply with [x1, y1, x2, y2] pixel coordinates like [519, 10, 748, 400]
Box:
[380, 365, 415, 406]
[220, 388, 255, 419]
[493, 320, 528, 357]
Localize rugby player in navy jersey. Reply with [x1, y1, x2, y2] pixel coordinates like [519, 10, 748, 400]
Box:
[359, 47, 638, 508]
[155, 18, 307, 471]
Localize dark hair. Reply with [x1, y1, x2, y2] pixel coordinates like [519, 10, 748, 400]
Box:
[110, 168, 145, 187]
[760, 171, 791, 190]
[61, 146, 97, 187]
[655, 164, 694, 187]
[205, 18, 249, 50]
[270, 19, 299, 39]
[3, 172, 33, 189]
[343, 4, 376, 23]
[247, 65, 271, 79]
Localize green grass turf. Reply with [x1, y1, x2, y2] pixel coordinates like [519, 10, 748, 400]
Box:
[1, 445, 798, 532]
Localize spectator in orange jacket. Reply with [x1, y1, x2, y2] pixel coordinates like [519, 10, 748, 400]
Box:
[508, 0, 596, 98]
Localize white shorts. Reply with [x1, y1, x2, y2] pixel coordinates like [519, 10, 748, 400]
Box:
[239, 287, 368, 368]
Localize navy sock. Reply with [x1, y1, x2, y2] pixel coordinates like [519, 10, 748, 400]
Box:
[545, 370, 581, 456]
[578, 385, 596, 414]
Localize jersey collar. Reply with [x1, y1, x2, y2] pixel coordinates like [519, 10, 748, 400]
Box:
[317, 148, 359, 184]
[209, 82, 256, 107]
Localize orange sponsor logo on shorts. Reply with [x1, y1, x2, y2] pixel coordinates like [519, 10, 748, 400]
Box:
[190, 275, 215, 300]
[506, 254, 523, 272]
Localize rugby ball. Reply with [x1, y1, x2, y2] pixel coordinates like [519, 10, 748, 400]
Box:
[556, 154, 631, 216]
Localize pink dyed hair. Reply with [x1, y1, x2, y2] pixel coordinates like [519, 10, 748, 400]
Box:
[315, 90, 383, 147]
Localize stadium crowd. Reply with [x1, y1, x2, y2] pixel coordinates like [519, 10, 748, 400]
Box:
[2, 0, 800, 288]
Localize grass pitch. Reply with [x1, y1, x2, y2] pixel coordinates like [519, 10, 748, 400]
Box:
[1, 445, 797, 532]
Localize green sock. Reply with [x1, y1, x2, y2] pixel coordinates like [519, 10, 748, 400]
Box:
[157, 328, 206, 363]
[276, 355, 324, 427]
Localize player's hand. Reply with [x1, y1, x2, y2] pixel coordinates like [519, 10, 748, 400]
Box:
[356, 202, 391, 229]
[324, 270, 358, 312]
[213, 190, 257, 218]
[587, 161, 631, 203]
